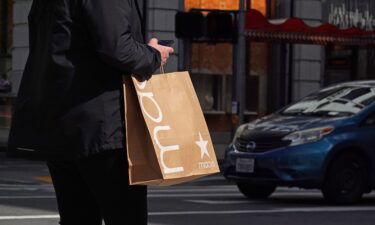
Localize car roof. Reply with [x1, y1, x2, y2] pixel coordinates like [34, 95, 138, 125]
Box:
[325, 80, 375, 89]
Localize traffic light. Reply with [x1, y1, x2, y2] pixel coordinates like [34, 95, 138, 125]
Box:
[175, 12, 205, 39]
[175, 10, 237, 42]
[206, 12, 236, 40]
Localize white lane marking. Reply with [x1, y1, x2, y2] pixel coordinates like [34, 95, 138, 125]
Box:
[0, 215, 59, 220]
[0, 196, 55, 199]
[2, 206, 375, 220]
[149, 207, 375, 216]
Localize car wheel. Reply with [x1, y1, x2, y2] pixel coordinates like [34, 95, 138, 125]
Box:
[236, 183, 276, 199]
[322, 153, 367, 204]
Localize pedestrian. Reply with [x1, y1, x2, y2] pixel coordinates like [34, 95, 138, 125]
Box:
[7, 0, 174, 224]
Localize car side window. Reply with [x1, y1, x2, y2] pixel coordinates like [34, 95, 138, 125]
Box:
[362, 112, 375, 127]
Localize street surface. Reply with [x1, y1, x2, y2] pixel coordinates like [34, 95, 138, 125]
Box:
[1, 153, 375, 225]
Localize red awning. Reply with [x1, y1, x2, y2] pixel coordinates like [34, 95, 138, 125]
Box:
[245, 9, 375, 46]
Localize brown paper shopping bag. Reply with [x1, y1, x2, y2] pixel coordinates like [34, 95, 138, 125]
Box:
[123, 71, 220, 186]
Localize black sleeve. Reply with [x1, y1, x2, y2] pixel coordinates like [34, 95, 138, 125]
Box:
[81, 0, 161, 77]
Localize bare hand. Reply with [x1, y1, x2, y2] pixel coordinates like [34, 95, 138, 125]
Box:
[148, 38, 174, 66]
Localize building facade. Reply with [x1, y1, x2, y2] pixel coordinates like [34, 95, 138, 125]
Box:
[273, 0, 375, 110]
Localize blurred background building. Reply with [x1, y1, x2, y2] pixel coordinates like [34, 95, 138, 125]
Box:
[0, 0, 12, 145]
[2, 0, 375, 158]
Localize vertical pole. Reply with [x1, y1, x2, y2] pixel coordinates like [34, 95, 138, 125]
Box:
[231, 0, 247, 139]
[246, 0, 251, 9]
[235, 0, 247, 125]
[287, 0, 294, 104]
[183, 41, 192, 71]
[178, 0, 186, 71]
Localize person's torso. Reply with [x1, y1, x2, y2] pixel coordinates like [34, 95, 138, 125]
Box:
[8, 0, 145, 158]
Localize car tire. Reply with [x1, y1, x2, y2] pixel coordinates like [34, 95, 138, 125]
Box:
[236, 183, 276, 199]
[322, 153, 367, 204]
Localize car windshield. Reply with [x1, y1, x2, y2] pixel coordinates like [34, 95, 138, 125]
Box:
[281, 85, 375, 117]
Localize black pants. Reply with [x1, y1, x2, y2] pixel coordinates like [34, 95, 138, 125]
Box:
[47, 150, 147, 225]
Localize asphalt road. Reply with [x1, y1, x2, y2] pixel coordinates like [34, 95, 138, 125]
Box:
[2, 154, 375, 225]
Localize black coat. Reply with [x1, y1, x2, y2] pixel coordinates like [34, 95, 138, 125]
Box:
[7, 0, 161, 160]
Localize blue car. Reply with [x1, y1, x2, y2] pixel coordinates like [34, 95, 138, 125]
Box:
[223, 80, 375, 204]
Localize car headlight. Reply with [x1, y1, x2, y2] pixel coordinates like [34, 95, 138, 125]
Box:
[282, 127, 334, 147]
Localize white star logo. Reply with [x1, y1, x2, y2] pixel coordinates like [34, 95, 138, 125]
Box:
[195, 132, 210, 159]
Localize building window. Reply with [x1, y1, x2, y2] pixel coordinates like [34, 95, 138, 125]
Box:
[0, 0, 12, 80]
[246, 42, 268, 116]
[190, 43, 232, 113]
[184, 0, 268, 118]
[0, 0, 13, 130]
